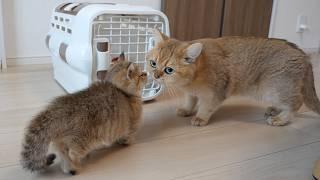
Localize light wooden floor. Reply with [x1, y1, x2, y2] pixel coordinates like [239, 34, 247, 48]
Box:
[0, 54, 320, 180]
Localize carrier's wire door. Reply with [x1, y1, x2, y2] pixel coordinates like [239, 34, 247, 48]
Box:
[92, 14, 166, 100]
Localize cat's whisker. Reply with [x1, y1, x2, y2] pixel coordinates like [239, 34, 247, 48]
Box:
[166, 86, 170, 96]
[165, 82, 175, 98]
[168, 83, 178, 96]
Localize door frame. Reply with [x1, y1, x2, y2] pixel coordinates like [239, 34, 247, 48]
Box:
[268, 0, 279, 37]
[0, 0, 7, 69]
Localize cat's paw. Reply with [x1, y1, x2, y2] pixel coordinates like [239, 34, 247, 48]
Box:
[46, 154, 56, 166]
[117, 137, 133, 146]
[177, 108, 194, 117]
[264, 107, 281, 118]
[191, 117, 208, 126]
[69, 170, 77, 176]
[61, 162, 79, 175]
[266, 116, 290, 126]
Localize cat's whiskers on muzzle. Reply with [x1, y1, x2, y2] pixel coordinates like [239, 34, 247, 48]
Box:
[161, 81, 178, 99]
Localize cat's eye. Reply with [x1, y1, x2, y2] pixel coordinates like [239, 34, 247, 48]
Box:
[164, 67, 174, 74]
[150, 60, 157, 68]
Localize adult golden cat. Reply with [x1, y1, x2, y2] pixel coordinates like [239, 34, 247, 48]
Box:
[147, 30, 320, 126]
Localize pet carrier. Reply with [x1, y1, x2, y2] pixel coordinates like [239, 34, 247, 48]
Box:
[46, 3, 170, 100]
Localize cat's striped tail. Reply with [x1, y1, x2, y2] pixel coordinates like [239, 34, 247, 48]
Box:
[20, 112, 56, 172]
[302, 62, 320, 115]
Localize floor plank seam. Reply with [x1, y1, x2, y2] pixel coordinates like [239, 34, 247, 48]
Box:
[137, 118, 266, 144]
[170, 139, 320, 180]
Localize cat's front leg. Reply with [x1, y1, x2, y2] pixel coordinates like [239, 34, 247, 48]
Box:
[191, 94, 222, 126]
[177, 94, 198, 117]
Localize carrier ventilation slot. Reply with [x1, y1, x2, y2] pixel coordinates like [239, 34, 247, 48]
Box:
[97, 42, 109, 52]
[45, 35, 51, 49]
[59, 43, 68, 62]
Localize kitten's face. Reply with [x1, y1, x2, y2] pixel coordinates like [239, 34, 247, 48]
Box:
[108, 61, 147, 96]
[98, 54, 147, 96]
[146, 31, 203, 87]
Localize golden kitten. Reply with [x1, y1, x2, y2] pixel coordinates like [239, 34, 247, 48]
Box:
[21, 54, 147, 175]
[147, 29, 320, 126]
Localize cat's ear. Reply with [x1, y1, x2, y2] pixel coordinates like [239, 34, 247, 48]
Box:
[152, 28, 169, 45]
[97, 70, 108, 81]
[119, 52, 126, 61]
[111, 52, 126, 64]
[185, 43, 203, 63]
[127, 63, 135, 80]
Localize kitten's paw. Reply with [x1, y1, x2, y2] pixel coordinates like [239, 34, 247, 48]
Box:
[69, 170, 77, 176]
[60, 159, 80, 175]
[264, 107, 281, 118]
[177, 108, 194, 117]
[266, 116, 289, 126]
[46, 154, 56, 166]
[117, 137, 133, 146]
[61, 165, 78, 175]
[62, 166, 79, 175]
[191, 117, 208, 126]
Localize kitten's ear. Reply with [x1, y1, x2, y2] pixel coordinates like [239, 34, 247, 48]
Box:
[119, 52, 126, 61]
[111, 52, 126, 64]
[97, 70, 108, 81]
[127, 63, 135, 80]
[152, 28, 169, 45]
[185, 43, 203, 63]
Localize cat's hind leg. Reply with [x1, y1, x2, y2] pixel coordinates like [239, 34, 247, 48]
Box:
[177, 94, 198, 117]
[67, 148, 89, 174]
[264, 106, 282, 118]
[52, 141, 81, 175]
[266, 108, 293, 126]
[66, 138, 101, 175]
[118, 119, 140, 146]
[264, 86, 303, 126]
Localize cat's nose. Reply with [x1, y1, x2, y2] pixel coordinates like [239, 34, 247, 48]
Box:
[153, 71, 163, 79]
[141, 72, 147, 77]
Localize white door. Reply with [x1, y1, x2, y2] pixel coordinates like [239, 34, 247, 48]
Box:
[0, 0, 7, 69]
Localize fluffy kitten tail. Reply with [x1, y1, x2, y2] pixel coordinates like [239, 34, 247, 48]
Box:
[302, 62, 320, 115]
[21, 114, 55, 172]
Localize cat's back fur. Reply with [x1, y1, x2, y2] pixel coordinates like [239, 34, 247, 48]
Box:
[44, 81, 141, 138]
[192, 37, 309, 96]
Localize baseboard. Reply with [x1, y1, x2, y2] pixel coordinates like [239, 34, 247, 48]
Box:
[7, 56, 52, 66]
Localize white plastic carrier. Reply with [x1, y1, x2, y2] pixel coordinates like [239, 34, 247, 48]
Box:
[46, 3, 170, 100]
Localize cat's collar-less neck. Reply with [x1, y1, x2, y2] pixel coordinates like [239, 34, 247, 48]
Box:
[123, 91, 141, 99]
[102, 81, 142, 99]
[117, 87, 142, 99]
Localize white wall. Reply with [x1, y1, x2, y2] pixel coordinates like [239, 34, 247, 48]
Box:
[3, 0, 61, 59]
[269, 0, 320, 51]
[2, 0, 161, 63]
[4, 0, 318, 65]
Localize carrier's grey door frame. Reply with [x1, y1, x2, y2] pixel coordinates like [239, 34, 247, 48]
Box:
[0, 0, 7, 69]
